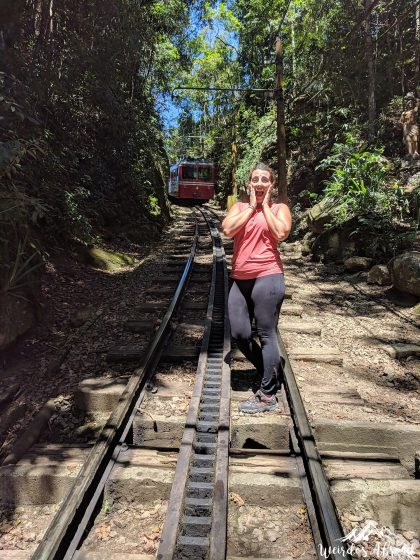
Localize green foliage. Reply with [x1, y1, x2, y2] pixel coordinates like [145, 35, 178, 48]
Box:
[102, 499, 110, 515]
[317, 142, 409, 228]
[165, 1, 242, 163]
[2, 0, 418, 285]
[0, 201, 42, 299]
[235, 107, 276, 190]
[148, 195, 161, 217]
[64, 187, 95, 243]
[163, 0, 418, 261]
[0, 0, 207, 288]
[0, 233, 42, 299]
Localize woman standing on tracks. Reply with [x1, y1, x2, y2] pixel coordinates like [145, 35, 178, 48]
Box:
[222, 162, 292, 413]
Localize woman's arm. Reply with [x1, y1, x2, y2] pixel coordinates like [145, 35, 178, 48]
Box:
[222, 202, 254, 237]
[262, 190, 292, 241]
[263, 203, 292, 241]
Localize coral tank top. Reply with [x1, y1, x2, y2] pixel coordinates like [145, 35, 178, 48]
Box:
[231, 202, 284, 280]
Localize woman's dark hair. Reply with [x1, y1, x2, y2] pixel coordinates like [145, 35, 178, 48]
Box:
[247, 162, 276, 184]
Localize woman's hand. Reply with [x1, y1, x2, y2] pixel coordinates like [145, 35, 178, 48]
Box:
[249, 185, 257, 207]
[262, 201, 292, 241]
[261, 185, 273, 207]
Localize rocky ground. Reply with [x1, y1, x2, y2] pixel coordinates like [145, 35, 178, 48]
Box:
[278, 245, 420, 560]
[0, 203, 419, 558]
[1, 202, 418, 459]
[0, 206, 193, 460]
[282, 249, 420, 428]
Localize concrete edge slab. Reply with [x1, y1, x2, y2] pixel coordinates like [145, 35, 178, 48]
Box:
[314, 420, 420, 474]
[332, 479, 420, 532]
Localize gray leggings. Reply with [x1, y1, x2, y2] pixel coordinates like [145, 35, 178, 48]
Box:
[228, 273, 285, 395]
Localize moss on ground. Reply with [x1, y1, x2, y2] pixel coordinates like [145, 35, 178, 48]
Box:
[88, 247, 137, 271]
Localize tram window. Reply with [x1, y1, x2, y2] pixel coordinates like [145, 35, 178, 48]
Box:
[182, 166, 196, 180]
[198, 167, 211, 181]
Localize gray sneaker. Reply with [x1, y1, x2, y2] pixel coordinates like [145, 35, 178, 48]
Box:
[239, 390, 278, 414]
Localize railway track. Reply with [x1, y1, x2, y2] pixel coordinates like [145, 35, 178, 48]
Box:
[0, 205, 419, 560]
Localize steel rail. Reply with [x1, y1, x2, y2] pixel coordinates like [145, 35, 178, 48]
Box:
[32, 217, 200, 560]
[279, 386, 324, 558]
[278, 333, 352, 560]
[209, 214, 230, 560]
[157, 208, 230, 560]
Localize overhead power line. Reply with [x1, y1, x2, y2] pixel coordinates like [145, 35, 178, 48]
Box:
[172, 86, 275, 95]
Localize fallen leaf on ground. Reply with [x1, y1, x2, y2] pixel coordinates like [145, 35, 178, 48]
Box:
[95, 523, 111, 540]
[229, 492, 245, 507]
[144, 532, 160, 542]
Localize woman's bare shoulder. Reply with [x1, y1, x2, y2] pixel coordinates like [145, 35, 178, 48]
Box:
[271, 201, 288, 212]
[226, 201, 245, 213]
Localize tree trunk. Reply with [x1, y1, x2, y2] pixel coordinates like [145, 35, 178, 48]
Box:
[399, 22, 405, 99]
[34, 0, 42, 37]
[34, 0, 54, 41]
[275, 37, 287, 202]
[291, 20, 296, 99]
[231, 113, 237, 198]
[386, 12, 393, 97]
[415, 2, 420, 88]
[364, 0, 376, 142]
[48, 0, 54, 36]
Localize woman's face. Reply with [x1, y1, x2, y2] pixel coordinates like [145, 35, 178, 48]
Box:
[249, 169, 273, 203]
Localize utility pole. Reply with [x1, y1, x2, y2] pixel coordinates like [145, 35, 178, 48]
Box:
[415, 2, 420, 88]
[275, 37, 287, 202]
[231, 115, 237, 199]
[363, 0, 376, 142]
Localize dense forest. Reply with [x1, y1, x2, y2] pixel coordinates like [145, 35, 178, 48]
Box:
[1, 0, 419, 346]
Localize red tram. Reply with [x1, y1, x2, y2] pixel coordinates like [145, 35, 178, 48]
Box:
[168, 158, 216, 202]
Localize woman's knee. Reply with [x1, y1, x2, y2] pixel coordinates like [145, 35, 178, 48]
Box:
[230, 325, 252, 342]
[257, 328, 278, 346]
